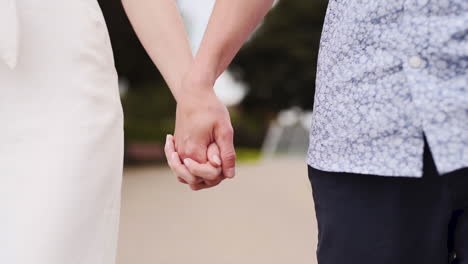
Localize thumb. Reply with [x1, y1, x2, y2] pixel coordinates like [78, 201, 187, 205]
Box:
[215, 125, 236, 178]
[207, 142, 222, 168]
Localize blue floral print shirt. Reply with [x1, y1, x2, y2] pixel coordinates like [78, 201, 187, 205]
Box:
[307, 0, 468, 177]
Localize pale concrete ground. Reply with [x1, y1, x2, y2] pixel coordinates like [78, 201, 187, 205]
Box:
[117, 158, 318, 264]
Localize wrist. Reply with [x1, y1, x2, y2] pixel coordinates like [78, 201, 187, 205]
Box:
[175, 69, 216, 102]
[186, 64, 217, 89]
[176, 80, 216, 106]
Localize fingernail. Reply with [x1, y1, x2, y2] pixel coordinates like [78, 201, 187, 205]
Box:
[212, 155, 221, 166]
[225, 168, 235, 178]
[172, 152, 177, 160]
[165, 135, 170, 147]
[183, 158, 190, 166]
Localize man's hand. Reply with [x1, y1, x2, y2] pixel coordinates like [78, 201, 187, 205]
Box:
[125, 0, 271, 189]
[169, 0, 273, 181]
[174, 74, 236, 179]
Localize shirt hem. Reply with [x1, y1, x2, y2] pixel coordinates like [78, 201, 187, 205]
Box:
[306, 157, 423, 178]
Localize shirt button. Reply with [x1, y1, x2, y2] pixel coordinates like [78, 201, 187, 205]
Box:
[409, 56, 423, 68]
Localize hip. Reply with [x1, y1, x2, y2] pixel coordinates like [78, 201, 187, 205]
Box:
[2, 0, 115, 75]
[0, 0, 121, 122]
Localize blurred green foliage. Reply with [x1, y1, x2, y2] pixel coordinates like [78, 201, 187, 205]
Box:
[122, 82, 176, 142]
[99, 0, 328, 148]
[232, 0, 328, 113]
[235, 148, 262, 163]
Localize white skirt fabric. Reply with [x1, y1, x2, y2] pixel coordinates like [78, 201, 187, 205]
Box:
[0, 0, 124, 263]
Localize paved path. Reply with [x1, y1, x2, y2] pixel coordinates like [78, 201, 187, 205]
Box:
[117, 158, 318, 264]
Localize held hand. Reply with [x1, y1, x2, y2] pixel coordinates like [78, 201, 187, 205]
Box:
[174, 75, 236, 178]
[165, 135, 226, 191]
[184, 142, 226, 190]
[184, 142, 223, 181]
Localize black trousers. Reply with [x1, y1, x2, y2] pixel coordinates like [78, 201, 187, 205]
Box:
[308, 141, 468, 264]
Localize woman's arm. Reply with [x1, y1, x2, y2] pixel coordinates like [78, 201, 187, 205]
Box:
[122, 0, 225, 188]
[121, 0, 192, 101]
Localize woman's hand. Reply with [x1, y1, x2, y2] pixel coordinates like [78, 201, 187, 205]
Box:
[165, 135, 226, 191]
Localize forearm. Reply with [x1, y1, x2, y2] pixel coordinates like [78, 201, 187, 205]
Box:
[122, 0, 192, 101]
[191, 0, 274, 87]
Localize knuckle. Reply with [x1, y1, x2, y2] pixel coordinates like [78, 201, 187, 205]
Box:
[163, 145, 169, 154]
[223, 151, 237, 163]
[190, 185, 201, 191]
[207, 179, 219, 185]
[185, 163, 198, 173]
[164, 149, 170, 161]
[178, 149, 188, 159]
[164, 146, 172, 156]
[169, 166, 177, 174]
[177, 177, 187, 184]
[196, 171, 208, 179]
[183, 145, 198, 158]
[203, 174, 216, 181]
[185, 179, 196, 185]
[207, 173, 221, 181]
[185, 166, 195, 175]
[221, 127, 234, 139]
[187, 166, 199, 175]
[185, 177, 198, 185]
[190, 167, 204, 177]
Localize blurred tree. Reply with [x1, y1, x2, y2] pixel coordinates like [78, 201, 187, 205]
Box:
[99, 0, 177, 147]
[230, 0, 328, 148]
[98, 0, 165, 86]
[232, 0, 328, 113]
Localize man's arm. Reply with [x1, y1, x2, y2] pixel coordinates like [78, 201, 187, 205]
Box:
[193, 0, 275, 84]
[122, 0, 219, 187]
[175, 0, 274, 178]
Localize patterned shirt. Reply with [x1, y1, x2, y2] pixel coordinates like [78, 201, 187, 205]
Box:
[307, 0, 468, 177]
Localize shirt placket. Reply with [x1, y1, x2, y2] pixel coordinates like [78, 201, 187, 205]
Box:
[400, 0, 432, 127]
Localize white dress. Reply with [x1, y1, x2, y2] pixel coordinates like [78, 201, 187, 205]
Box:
[0, 0, 124, 263]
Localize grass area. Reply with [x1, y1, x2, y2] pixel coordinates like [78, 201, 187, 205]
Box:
[235, 148, 262, 163]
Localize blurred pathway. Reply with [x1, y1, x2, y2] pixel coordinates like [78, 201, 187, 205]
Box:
[117, 158, 317, 264]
